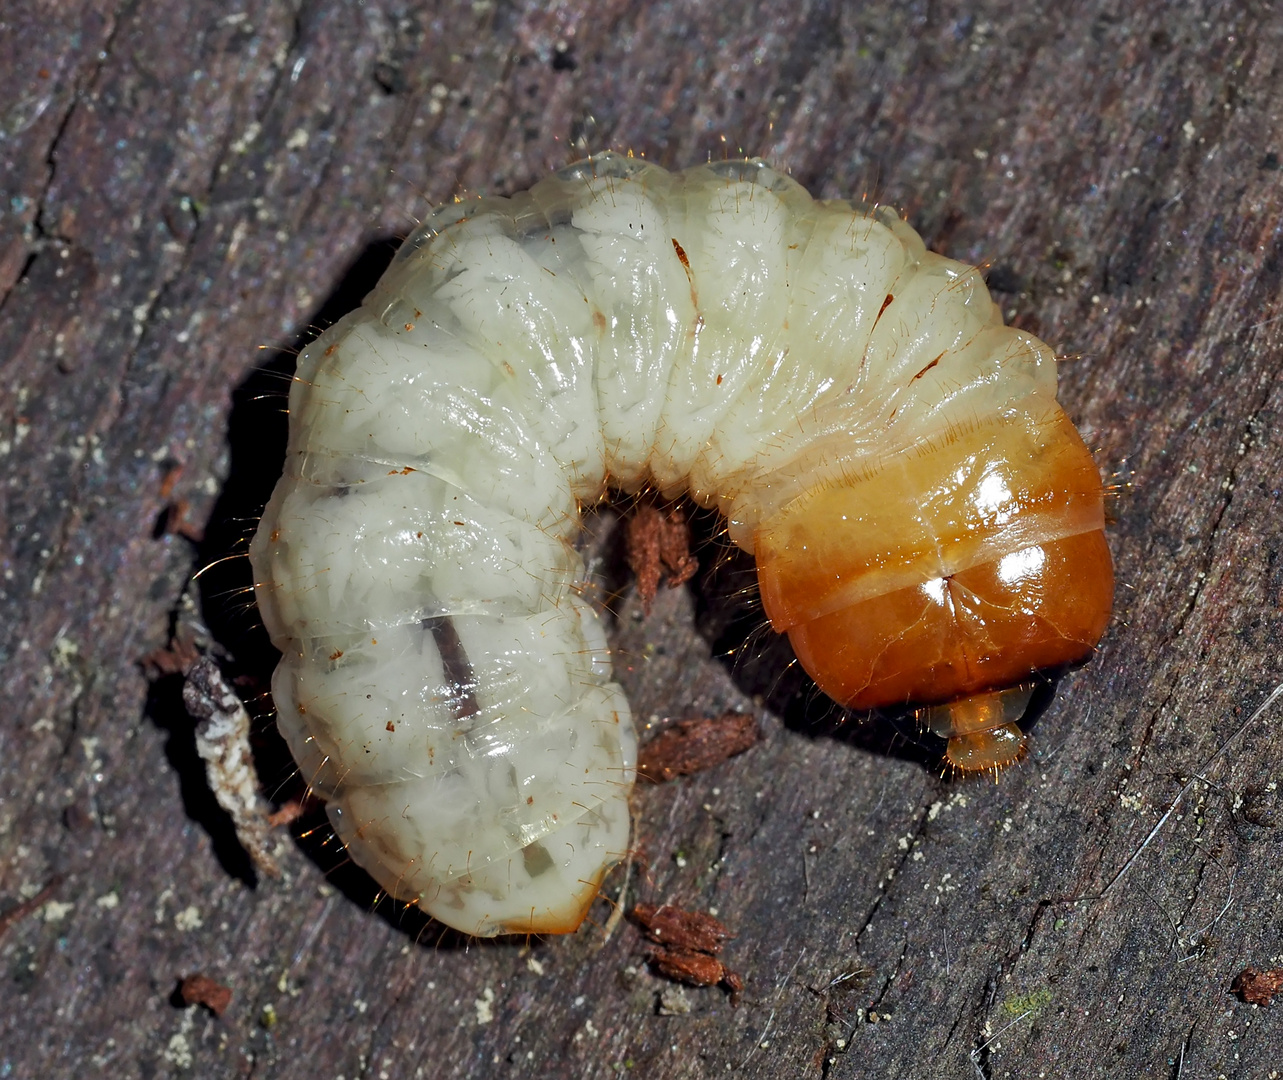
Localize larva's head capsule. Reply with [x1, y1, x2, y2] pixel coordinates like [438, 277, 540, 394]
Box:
[753, 403, 1114, 771]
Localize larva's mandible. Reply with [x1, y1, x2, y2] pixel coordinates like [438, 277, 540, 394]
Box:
[250, 152, 1113, 937]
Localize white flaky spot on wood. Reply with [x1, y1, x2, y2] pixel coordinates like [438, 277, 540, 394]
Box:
[182, 657, 280, 878]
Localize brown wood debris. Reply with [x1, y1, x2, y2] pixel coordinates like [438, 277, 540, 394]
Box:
[1231, 967, 1283, 1006]
[632, 902, 743, 1000]
[179, 973, 233, 1017]
[637, 712, 760, 782]
[633, 902, 734, 953]
[625, 503, 698, 614]
[140, 636, 201, 679]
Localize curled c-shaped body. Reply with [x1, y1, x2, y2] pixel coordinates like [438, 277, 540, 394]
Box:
[250, 152, 1112, 937]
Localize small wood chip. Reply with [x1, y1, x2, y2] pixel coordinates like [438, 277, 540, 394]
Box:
[637, 712, 760, 782]
[625, 504, 698, 614]
[140, 636, 201, 679]
[632, 903, 743, 1001]
[180, 973, 233, 1016]
[1231, 966, 1283, 1005]
[633, 902, 734, 954]
[649, 944, 727, 986]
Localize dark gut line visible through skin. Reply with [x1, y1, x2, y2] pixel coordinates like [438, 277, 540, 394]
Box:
[423, 615, 481, 721]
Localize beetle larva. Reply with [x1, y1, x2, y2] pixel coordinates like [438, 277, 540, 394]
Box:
[249, 152, 1112, 936]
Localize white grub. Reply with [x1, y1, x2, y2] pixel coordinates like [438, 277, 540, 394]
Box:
[250, 152, 1087, 936]
[182, 657, 280, 878]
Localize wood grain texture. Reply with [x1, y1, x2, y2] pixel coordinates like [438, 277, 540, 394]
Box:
[3, 1, 1282, 1077]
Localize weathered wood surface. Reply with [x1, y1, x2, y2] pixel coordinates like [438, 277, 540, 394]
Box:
[3, 1, 1282, 1077]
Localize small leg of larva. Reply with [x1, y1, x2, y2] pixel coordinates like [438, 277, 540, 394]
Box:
[918, 685, 1035, 775]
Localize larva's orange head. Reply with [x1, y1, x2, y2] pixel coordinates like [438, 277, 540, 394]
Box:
[754, 406, 1113, 768]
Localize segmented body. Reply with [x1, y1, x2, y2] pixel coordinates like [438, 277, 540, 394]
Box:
[250, 152, 1111, 936]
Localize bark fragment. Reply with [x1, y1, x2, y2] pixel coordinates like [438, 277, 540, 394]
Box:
[1230, 967, 1283, 1006]
[637, 712, 760, 783]
[179, 973, 233, 1017]
[625, 504, 698, 614]
[633, 903, 743, 1000]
